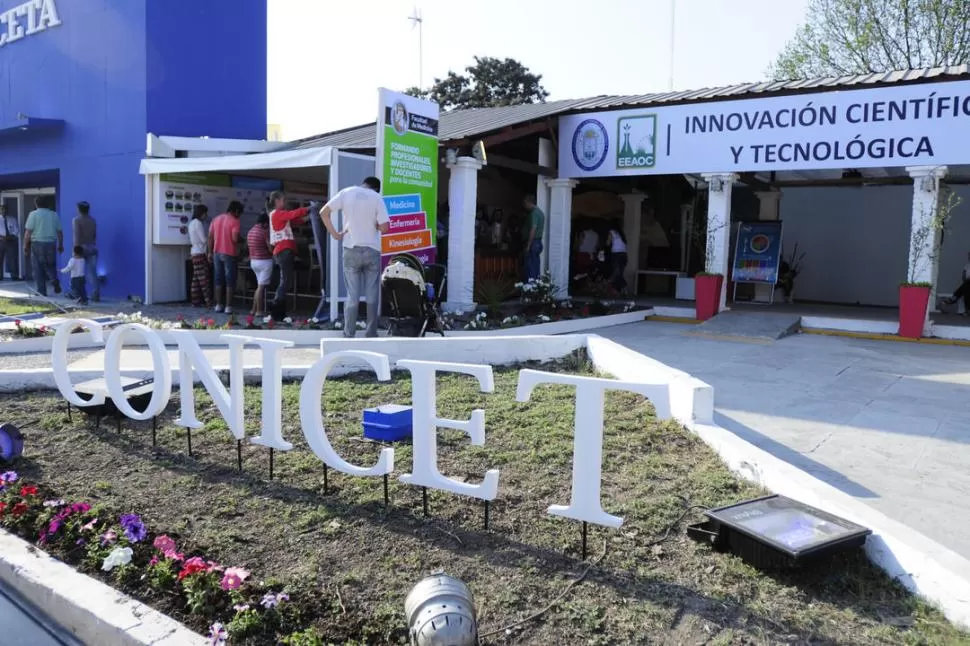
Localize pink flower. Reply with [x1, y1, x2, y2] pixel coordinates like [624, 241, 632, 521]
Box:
[101, 530, 117, 546]
[220, 566, 250, 591]
[81, 518, 98, 532]
[149, 556, 159, 567]
[153, 534, 177, 555]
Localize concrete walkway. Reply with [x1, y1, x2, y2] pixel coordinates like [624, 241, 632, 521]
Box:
[0, 579, 82, 645]
[600, 321, 970, 559]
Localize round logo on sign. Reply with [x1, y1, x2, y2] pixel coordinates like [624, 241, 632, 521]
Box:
[750, 234, 770, 253]
[571, 119, 609, 172]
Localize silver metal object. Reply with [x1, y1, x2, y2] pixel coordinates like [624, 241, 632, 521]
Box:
[405, 574, 478, 646]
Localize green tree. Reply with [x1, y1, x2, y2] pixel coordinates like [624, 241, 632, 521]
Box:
[405, 56, 549, 110]
[770, 0, 970, 80]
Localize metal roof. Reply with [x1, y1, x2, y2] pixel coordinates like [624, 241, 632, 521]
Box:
[289, 64, 970, 151]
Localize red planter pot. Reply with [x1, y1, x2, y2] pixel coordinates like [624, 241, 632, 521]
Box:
[695, 274, 724, 322]
[898, 285, 931, 339]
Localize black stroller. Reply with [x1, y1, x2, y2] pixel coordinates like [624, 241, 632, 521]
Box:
[380, 253, 447, 337]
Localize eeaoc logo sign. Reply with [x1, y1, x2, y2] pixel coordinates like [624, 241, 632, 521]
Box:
[0, 0, 61, 48]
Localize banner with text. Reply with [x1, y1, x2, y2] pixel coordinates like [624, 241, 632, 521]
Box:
[732, 221, 783, 284]
[558, 79, 970, 177]
[375, 88, 440, 270]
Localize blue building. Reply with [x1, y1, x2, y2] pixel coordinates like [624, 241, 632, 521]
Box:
[0, 0, 267, 299]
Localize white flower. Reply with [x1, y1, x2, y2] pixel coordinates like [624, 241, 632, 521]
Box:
[263, 315, 273, 324]
[283, 317, 293, 324]
[333, 321, 343, 329]
[356, 321, 366, 329]
[538, 315, 551, 322]
[309, 317, 319, 324]
[102, 546, 133, 572]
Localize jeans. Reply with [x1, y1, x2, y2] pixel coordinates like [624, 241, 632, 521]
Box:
[0, 238, 18, 279]
[342, 246, 381, 338]
[70, 276, 87, 304]
[30, 241, 58, 296]
[273, 249, 295, 305]
[950, 279, 970, 310]
[213, 253, 237, 289]
[610, 251, 628, 292]
[82, 246, 99, 300]
[525, 239, 543, 281]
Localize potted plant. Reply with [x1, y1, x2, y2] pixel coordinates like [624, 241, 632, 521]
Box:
[694, 221, 727, 321]
[778, 243, 806, 305]
[899, 187, 962, 339]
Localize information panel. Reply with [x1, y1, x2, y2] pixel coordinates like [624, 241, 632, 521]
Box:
[375, 88, 440, 269]
[732, 221, 783, 284]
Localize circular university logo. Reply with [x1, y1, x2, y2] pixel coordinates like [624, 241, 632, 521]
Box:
[391, 102, 409, 136]
[571, 119, 609, 172]
[750, 234, 770, 254]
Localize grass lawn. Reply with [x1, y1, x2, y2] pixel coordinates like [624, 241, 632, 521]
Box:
[0, 296, 48, 316]
[3, 355, 967, 645]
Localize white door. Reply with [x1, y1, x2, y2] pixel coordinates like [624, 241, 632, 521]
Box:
[0, 192, 24, 280]
[328, 151, 377, 321]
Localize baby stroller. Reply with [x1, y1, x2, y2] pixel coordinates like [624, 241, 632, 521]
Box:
[381, 253, 447, 337]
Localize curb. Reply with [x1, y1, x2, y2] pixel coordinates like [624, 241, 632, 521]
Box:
[802, 326, 970, 347]
[0, 529, 206, 646]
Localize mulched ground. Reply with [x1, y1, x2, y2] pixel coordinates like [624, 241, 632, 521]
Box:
[2, 354, 966, 645]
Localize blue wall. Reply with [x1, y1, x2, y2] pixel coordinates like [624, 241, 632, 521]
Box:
[0, 0, 267, 299]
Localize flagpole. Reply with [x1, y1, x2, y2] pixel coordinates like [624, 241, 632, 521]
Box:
[669, 0, 676, 91]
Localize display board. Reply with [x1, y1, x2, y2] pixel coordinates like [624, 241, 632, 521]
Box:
[375, 88, 440, 270]
[732, 221, 783, 285]
[155, 173, 231, 246]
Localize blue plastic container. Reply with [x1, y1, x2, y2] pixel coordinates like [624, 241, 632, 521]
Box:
[362, 404, 413, 442]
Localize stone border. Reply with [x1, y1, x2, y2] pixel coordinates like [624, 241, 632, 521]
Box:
[0, 528, 205, 645]
[0, 310, 650, 354]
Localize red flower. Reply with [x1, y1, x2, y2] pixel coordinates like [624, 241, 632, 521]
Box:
[207, 318, 215, 328]
[0, 502, 7, 516]
[20, 485, 37, 497]
[11, 502, 28, 517]
[13, 320, 21, 327]
[177, 556, 210, 580]
[245, 315, 254, 326]
[266, 320, 276, 329]
[176, 314, 185, 322]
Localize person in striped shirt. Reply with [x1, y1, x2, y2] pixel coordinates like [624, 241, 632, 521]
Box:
[247, 212, 273, 317]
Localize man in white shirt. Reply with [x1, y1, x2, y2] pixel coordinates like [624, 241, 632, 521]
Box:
[0, 205, 19, 280]
[319, 177, 390, 337]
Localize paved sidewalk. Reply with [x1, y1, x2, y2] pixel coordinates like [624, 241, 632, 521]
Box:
[599, 321, 970, 559]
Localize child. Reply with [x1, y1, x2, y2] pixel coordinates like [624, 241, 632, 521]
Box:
[61, 245, 87, 305]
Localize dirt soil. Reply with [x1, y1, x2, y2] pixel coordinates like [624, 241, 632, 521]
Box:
[3, 355, 967, 645]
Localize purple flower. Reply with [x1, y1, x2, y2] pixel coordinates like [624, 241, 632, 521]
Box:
[260, 591, 289, 609]
[1, 471, 17, 484]
[43, 499, 65, 508]
[120, 514, 147, 543]
[76, 538, 86, 546]
[208, 622, 227, 646]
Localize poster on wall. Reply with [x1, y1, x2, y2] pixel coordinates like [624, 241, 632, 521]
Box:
[155, 173, 233, 246]
[732, 221, 783, 284]
[375, 88, 440, 269]
[558, 79, 970, 178]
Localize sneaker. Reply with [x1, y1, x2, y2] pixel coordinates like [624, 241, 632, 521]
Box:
[214, 305, 224, 313]
[224, 307, 233, 315]
[53, 283, 62, 294]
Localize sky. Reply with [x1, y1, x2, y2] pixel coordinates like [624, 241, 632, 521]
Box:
[267, 0, 810, 140]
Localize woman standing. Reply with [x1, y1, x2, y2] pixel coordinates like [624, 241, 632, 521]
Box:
[247, 211, 273, 317]
[607, 225, 629, 294]
[188, 204, 212, 308]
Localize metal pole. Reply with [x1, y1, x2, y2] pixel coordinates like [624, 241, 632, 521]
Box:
[269, 448, 275, 480]
[152, 417, 157, 447]
[383, 473, 390, 506]
[422, 487, 429, 517]
[484, 500, 490, 531]
[237, 440, 242, 471]
[669, 0, 676, 91]
[581, 522, 588, 560]
[323, 463, 329, 494]
[186, 426, 192, 457]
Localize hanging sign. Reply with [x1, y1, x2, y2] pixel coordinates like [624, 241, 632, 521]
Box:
[559, 79, 970, 177]
[732, 221, 783, 284]
[375, 89, 440, 269]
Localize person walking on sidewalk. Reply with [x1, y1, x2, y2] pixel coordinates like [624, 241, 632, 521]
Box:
[943, 251, 970, 316]
[23, 195, 63, 296]
[522, 194, 544, 281]
[61, 246, 88, 305]
[187, 204, 213, 308]
[0, 205, 20, 281]
[268, 191, 311, 318]
[319, 177, 389, 338]
[72, 201, 100, 302]
[208, 201, 244, 314]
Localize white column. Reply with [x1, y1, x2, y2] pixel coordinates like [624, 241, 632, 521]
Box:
[906, 165, 948, 320]
[445, 156, 483, 312]
[536, 137, 555, 273]
[753, 189, 782, 303]
[701, 173, 738, 311]
[619, 193, 646, 294]
[545, 178, 578, 298]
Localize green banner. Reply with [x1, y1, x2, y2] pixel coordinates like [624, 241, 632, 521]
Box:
[376, 89, 440, 267]
[160, 173, 231, 187]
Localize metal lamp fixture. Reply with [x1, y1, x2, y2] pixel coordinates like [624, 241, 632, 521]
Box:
[709, 177, 724, 193]
[471, 140, 487, 166]
[445, 148, 458, 166]
[405, 574, 478, 646]
[920, 175, 938, 193]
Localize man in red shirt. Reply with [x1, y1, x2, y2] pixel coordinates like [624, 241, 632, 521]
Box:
[207, 201, 243, 314]
[268, 191, 311, 316]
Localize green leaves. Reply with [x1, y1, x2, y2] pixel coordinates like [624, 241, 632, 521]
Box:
[407, 57, 549, 111]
